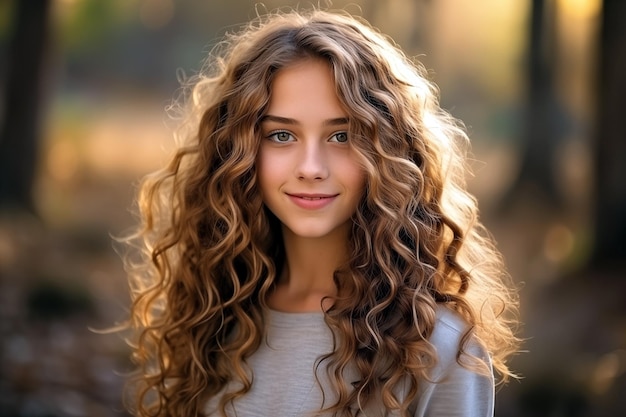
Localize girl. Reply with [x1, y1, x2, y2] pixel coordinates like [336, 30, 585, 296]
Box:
[122, 8, 520, 417]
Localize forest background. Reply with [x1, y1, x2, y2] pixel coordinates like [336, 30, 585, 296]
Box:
[1, 1, 625, 416]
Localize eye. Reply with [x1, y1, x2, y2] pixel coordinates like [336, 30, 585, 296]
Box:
[267, 131, 294, 143]
[329, 132, 348, 143]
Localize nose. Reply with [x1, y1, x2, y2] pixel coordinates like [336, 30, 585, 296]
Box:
[295, 141, 329, 181]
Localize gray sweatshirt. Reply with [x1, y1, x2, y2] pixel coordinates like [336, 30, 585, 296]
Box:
[205, 305, 494, 416]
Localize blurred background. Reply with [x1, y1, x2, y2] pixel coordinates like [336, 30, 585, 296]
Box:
[0, 0, 624, 416]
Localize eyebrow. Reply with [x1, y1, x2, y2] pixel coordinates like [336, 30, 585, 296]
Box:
[261, 115, 349, 127]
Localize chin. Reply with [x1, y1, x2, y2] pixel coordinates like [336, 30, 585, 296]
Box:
[283, 220, 351, 241]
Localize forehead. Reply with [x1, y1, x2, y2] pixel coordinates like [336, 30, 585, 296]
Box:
[266, 58, 346, 117]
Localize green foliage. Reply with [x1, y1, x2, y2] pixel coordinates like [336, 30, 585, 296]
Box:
[59, 0, 134, 50]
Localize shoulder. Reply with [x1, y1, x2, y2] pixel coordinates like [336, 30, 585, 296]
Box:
[429, 305, 470, 369]
[411, 305, 494, 417]
[428, 305, 493, 390]
[429, 304, 490, 366]
[430, 304, 469, 354]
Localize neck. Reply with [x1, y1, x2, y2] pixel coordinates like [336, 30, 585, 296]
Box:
[268, 224, 351, 312]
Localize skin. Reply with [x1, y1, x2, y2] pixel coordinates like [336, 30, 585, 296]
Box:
[257, 58, 366, 312]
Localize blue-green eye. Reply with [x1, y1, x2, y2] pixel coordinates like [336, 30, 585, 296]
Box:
[267, 131, 294, 142]
[330, 132, 348, 143]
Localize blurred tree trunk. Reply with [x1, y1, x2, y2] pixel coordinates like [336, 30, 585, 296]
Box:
[591, 0, 626, 268]
[502, 0, 566, 209]
[0, 0, 51, 212]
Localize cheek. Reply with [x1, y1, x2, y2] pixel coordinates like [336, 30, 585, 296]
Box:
[344, 165, 367, 205]
[343, 154, 367, 198]
[256, 149, 283, 194]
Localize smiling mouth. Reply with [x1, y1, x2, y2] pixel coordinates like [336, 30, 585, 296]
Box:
[300, 196, 330, 200]
[288, 194, 337, 200]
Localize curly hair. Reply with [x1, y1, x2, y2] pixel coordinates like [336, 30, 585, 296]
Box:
[122, 8, 520, 417]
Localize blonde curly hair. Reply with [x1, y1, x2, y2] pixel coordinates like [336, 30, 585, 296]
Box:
[121, 8, 520, 417]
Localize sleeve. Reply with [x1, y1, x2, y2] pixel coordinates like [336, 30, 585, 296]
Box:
[415, 357, 494, 417]
[412, 307, 495, 417]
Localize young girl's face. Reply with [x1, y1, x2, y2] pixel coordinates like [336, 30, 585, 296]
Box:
[257, 58, 366, 241]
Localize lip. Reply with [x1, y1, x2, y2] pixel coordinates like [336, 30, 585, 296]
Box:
[286, 193, 338, 210]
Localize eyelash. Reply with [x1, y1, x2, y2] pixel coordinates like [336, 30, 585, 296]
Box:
[265, 130, 349, 143]
[330, 132, 348, 143]
[266, 130, 294, 142]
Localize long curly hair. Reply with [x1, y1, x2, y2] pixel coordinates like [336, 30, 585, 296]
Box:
[122, 8, 520, 417]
